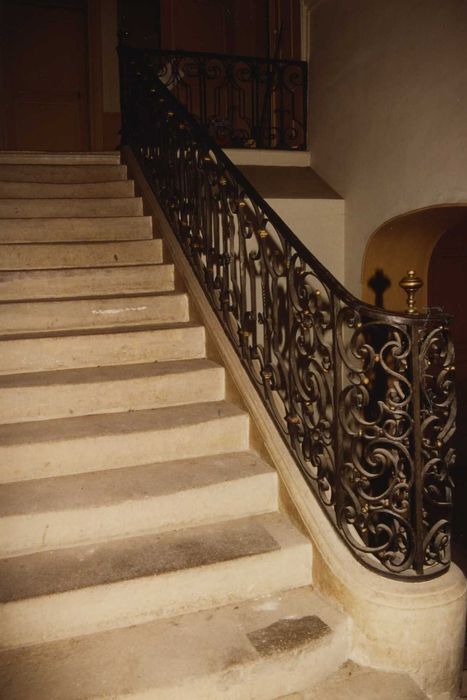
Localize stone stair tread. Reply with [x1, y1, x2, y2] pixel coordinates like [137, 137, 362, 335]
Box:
[0, 163, 128, 183]
[0, 587, 348, 700]
[0, 180, 135, 198]
[0, 399, 245, 447]
[0, 197, 144, 218]
[0, 322, 207, 376]
[0, 291, 189, 335]
[0, 151, 121, 165]
[0, 216, 153, 242]
[0, 512, 302, 604]
[0, 239, 163, 271]
[0, 357, 223, 424]
[0, 450, 274, 519]
[0, 450, 277, 557]
[0, 264, 174, 301]
[0, 319, 203, 343]
[0, 357, 219, 390]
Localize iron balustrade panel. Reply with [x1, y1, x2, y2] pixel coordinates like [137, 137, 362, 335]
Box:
[118, 45, 456, 579]
[121, 46, 307, 151]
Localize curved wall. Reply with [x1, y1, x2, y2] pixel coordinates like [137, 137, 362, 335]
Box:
[307, 0, 467, 296]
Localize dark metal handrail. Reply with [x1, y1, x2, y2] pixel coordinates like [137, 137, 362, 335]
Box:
[119, 44, 456, 580]
[120, 44, 307, 151]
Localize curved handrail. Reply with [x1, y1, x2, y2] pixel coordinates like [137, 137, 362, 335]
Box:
[119, 43, 456, 579]
[120, 44, 307, 151]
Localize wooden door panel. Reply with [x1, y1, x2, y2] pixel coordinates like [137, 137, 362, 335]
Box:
[1, 0, 89, 151]
[161, 0, 233, 54]
[12, 97, 83, 151]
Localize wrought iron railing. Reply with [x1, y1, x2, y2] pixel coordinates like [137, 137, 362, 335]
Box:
[118, 44, 456, 580]
[119, 45, 307, 150]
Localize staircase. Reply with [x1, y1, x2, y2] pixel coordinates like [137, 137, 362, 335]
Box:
[0, 151, 353, 699]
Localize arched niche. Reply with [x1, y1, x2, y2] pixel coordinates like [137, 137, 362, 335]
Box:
[361, 205, 467, 311]
[428, 222, 467, 548]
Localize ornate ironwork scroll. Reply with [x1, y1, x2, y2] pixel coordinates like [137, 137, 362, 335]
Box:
[119, 46, 307, 150]
[118, 44, 457, 579]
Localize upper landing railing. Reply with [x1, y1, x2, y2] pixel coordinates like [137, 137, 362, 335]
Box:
[118, 44, 456, 580]
[119, 44, 307, 151]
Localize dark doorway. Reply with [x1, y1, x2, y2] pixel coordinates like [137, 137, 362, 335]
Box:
[118, 1, 301, 60]
[0, 0, 90, 151]
[428, 224, 467, 566]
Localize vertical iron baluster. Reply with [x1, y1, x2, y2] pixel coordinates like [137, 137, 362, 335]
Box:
[411, 323, 426, 575]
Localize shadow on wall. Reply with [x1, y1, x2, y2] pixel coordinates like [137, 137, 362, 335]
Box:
[361, 205, 467, 311]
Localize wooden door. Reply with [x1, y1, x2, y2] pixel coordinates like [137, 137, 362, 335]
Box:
[0, 0, 90, 151]
[159, 0, 269, 56]
[428, 224, 467, 544]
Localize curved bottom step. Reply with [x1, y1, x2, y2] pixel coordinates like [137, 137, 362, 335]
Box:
[0, 587, 349, 700]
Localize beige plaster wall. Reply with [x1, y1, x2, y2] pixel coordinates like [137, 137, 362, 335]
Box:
[307, 0, 467, 297]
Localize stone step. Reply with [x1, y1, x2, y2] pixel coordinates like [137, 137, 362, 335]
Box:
[0, 264, 174, 301]
[0, 151, 121, 165]
[0, 197, 143, 218]
[0, 588, 347, 700]
[0, 216, 152, 242]
[0, 180, 135, 199]
[0, 239, 163, 270]
[0, 451, 277, 555]
[0, 292, 188, 334]
[0, 513, 312, 650]
[0, 163, 128, 183]
[0, 400, 249, 482]
[0, 358, 224, 423]
[0, 322, 206, 375]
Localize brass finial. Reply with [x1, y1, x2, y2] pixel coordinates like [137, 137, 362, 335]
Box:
[399, 270, 423, 314]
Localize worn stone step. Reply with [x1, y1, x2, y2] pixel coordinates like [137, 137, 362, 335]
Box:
[0, 588, 347, 700]
[0, 239, 163, 271]
[0, 400, 249, 483]
[0, 264, 174, 301]
[0, 513, 311, 649]
[0, 291, 188, 334]
[0, 180, 135, 199]
[0, 197, 143, 218]
[0, 322, 206, 375]
[0, 163, 128, 183]
[0, 451, 277, 556]
[0, 151, 121, 165]
[0, 216, 153, 242]
[0, 358, 224, 424]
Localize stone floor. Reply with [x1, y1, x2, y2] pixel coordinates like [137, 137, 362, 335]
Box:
[277, 662, 427, 699]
